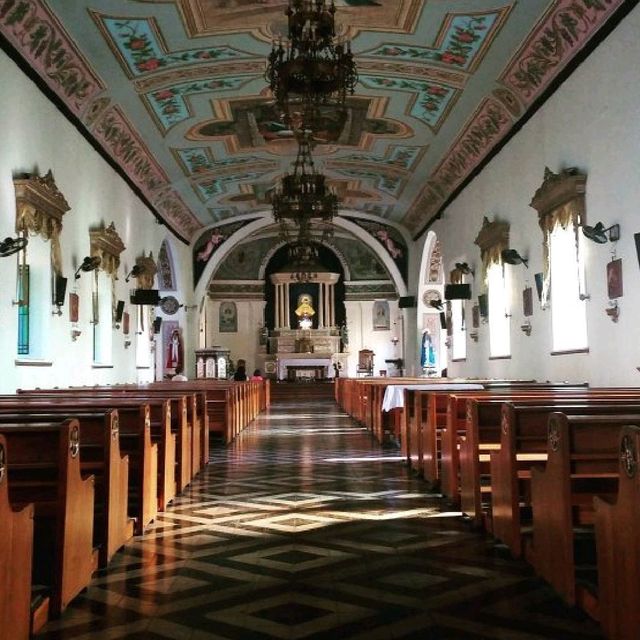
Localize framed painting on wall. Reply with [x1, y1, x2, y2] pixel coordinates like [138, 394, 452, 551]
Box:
[69, 292, 79, 323]
[372, 300, 390, 331]
[219, 301, 238, 333]
[607, 258, 623, 299]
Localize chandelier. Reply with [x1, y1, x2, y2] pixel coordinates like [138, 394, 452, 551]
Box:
[265, 0, 358, 129]
[272, 134, 338, 243]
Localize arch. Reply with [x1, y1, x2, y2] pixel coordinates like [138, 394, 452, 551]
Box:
[415, 230, 446, 374]
[257, 238, 352, 282]
[333, 217, 407, 297]
[193, 214, 271, 304]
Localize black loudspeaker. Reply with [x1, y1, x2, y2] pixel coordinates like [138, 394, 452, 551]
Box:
[635, 232, 640, 269]
[153, 317, 162, 334]
[398, 296, 416, 308]
[130, 289, 160, 305]
[439, 312, 447, 330]
[478, 294, 489, 318]
[444, 284, 471, 300]
[54, 275, 68, 306]
[114, 300, 125, 323]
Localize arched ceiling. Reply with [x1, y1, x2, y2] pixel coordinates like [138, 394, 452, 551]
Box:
[0, 1, 629, 242]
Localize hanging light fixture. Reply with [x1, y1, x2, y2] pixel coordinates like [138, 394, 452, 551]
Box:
[272, 132, 338, 244]
[265, 0, 358, 131]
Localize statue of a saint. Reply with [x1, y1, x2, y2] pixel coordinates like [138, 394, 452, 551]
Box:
[295, 294, 315, 318]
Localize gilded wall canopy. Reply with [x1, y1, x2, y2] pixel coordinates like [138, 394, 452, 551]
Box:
[90, 222, 125, 278]
[135, 252, 158, 290]
[474, 216, 509, 283]
[530, 167, 587, 306]
[13, 170, 70, 274]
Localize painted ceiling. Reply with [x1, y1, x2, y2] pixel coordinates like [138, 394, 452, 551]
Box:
[0, 0, 629, 242]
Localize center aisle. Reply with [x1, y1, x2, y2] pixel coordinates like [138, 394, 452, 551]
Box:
[41, 387, 601, 639]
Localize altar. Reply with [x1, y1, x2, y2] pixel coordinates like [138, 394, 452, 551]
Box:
[277, 355, 333, 381]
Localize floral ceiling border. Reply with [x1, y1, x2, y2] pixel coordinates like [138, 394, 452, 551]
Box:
[0, 0, 203, 242]
[404, 0, 628, 235]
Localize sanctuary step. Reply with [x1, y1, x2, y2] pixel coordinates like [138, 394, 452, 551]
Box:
[270, 381, 335, 403]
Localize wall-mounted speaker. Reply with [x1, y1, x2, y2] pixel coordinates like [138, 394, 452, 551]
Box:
[54, 275, 68, 307]
[635, 232, 640, 269]
[152, 316, 162, 334]
[444, 284, 471, 300]
[439, 312, 447, 330]
[398, 296, 416, 308]
[114, 300, 125, 323]
[130, 289, 160, 305]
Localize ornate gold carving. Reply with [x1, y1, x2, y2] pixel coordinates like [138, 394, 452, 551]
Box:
[529, 167, 587, 307]
[548, 420, 561, 453]
[427, 240, 442, 283]
[529, 167, 586, 223]
[14, 170, 70, 274]
[135, 252, 158, 290]
[474, 216, 509, 282]
[70, 425, 80, 458]
[90, 222, 126, 278]
[620, 432, 637, 479]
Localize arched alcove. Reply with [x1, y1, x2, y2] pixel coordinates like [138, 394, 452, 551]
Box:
[264, 243, 346, 331]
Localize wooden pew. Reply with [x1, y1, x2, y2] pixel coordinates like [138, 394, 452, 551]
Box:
[0, 420, 97, 617]
[491, 400, 640, 558]
[460, 393, 640, 530]
[5, 395, 175, 512]
[0, 434, 34, 640]
[529, 413, 640, 614]
[594, 425, 640, 640]
[0, 410, 135, 565]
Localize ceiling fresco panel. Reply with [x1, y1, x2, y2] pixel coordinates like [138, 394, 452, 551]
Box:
[138, 0, 424, 39]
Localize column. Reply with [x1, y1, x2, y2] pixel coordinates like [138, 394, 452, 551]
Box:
[274, 283, 281, 328]
[280, 284, 285, 329]
[325, 283, 331, 328]
[329, 283, 335, 328]
[284, 283, 290, 329]
[318, 282, 325, 328]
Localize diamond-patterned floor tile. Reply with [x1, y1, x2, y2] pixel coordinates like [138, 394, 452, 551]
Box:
[38, 389, 604, 639]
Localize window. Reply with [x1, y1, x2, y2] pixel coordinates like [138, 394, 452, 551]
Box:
[15, 235, 51, 359]
[488, 263, 510, 358]
[135, 305, 152, 369]
[92, 270, 113, 364]
[451, 299, 466, 360]
[549, 223, 587, 351]
[17, 265, 29, 355]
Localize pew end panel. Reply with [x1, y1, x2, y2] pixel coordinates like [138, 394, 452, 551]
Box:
[0, 435, 34, 640]
[594, 425, 640, 640]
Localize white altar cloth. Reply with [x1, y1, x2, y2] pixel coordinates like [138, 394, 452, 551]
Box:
[382, 383, 484, 412]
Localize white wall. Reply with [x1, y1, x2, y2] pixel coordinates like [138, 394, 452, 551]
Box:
[206, 299, 265, 374]
[417, 5, 640, 386]
[0, 51, 193, 392]
[344, 300, 403, 377]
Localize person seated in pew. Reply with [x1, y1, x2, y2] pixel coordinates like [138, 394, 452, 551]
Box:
[172, 365, 188, 382]
[251, 369, 263, 381]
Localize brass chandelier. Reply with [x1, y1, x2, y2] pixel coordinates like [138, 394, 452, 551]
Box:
[265, 0, 358, 129]
[272, 133, 337, 244]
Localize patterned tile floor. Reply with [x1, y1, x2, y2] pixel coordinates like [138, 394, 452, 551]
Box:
[40, 393, 603, 639]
